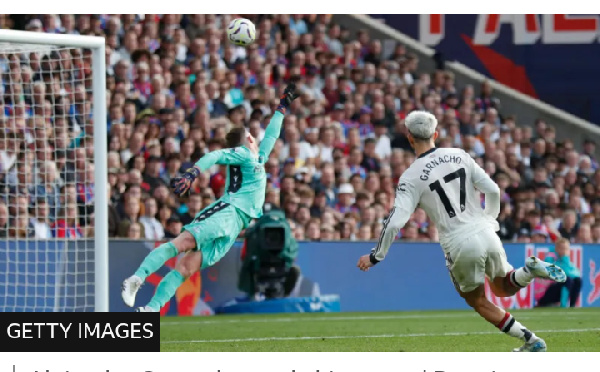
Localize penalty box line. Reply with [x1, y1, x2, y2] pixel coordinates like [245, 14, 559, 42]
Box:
[161, 327, 600, 344]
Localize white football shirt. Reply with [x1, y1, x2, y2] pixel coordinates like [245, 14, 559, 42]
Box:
[371, 147, 501, 263]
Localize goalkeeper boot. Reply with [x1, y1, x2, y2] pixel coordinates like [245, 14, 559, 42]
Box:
[136, 306, 158, 312]
[525, 256, 567, 283]
[121, 275, 143, 307]
[513, 338, 547, 352]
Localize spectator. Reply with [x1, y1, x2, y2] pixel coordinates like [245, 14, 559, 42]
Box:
[293, 224, 305, 240]
[31, 198, 52, 238]
[356, 224, 372, 240]
[10, 213, 35, 238]
[398, 221, 417, 241]
[52, 203, 84, 238]
[163, 153, 183, 185]
[294, 204, 311, 227]
[164, 216, 182, 239]
[558, 209, 579, 241]
[263, 187, 281, 213]
[7, 162, 36, 201]
[121, 132, 145, 165]
[180, 193, 203, 225]
[0, 202, 8, 238]
[531, 226, 550, 243]
[536, 238, 582, 308]
[315, 163, 336, 207]
[36, 161, 62, 219]
[118, 197, 143, 237]
[335, 183, 357, 214]
[127, 222, 143, 239]
[309, 187, 327, 218]
[590, 218, 600, 240]
[306, 219, 321, 241]
[338, 219, 355, 240]
[283, 193, 300, 218]
[139, 197, 164, 241]
[497, 202, 516, 241]
[143, 156, 165, 190]
[361, 138, 380, 173]
[0, 14, 596, 244]
[157, 203, 174, 228]
[320, 224, 335, 241]
[0, 131, 18, 174]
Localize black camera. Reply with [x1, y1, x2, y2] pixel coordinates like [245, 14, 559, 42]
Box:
[238, 211, 300, 299]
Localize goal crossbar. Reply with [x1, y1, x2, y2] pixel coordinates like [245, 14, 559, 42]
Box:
[0, 29, 105, 48]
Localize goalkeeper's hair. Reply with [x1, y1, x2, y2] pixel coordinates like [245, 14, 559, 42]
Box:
[226, 126, 247, 148]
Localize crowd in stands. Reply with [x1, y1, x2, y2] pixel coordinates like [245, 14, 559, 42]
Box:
[0, 14, 599, 244]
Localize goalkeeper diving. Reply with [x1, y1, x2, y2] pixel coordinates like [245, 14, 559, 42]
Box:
[121, 83, 299, 312]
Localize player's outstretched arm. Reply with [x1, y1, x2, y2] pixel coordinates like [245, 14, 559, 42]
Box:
[357, 180, 419, 271]
[259, 83, 299, 159]
[170, 149, 246, 197]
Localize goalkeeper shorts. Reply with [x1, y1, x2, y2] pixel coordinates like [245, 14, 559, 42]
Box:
[182, 200, 252, 269]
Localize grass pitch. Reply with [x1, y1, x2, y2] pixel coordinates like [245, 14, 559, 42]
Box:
[160, 307, 600, 352]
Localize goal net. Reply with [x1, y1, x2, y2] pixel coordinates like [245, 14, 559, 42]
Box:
[0, 32, 107, 312]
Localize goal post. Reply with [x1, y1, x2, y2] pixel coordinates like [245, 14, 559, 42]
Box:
[0, 30, 108, 312]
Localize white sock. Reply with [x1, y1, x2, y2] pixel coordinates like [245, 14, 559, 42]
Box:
[498, 312, 538, 344]
[510, 267, 533, 288]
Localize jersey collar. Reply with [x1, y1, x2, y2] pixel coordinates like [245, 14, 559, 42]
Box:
[417, 147, 438, 159]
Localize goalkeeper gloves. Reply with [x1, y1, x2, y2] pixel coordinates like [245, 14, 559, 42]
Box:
[277, 83, 299, 113]
[170, 167, 201, 197]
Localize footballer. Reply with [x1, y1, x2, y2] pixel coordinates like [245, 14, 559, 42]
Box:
[357, 110, 567, 352]
[121, 83, 299, 312]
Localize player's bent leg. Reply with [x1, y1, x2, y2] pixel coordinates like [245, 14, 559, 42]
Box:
[489, 277, 511, 297]
[122, 231, 197, 307]
[490, 275, 521, 297]
[489, 256, 567, 301]
[134, 204, 247, 312]
[459, 285, 546, 352]
[138, 250, 203, 312]
[175, 249, 204, 277]
[459, 285, 505, 324]
[483, 232, 525, 298]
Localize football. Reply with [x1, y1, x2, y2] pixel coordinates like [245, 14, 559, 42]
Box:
[227, 18, 256, 46]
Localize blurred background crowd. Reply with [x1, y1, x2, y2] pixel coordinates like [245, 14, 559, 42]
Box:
[0, 14, 598, 244]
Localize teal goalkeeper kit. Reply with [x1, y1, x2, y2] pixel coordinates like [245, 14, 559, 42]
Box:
[182, 111, 284, 267]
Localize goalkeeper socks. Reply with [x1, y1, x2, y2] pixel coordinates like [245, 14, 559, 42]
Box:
[497, 312, 538, 344]
[146, 270, 185, 311]
[134, 241, 178, 281]
[508, 267, 533, 288]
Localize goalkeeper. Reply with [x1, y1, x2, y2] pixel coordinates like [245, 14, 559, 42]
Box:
[121, 83, 299, 312]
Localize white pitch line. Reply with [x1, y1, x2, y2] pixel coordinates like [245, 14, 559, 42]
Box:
[161, 327, 600, 344]
[160, 310, 599, 326]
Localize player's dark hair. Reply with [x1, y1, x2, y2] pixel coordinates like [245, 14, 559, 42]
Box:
[225, 126, 246, 148]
